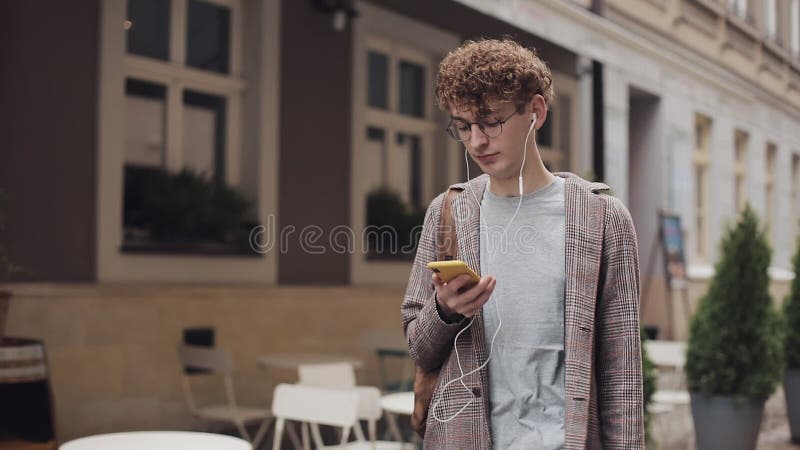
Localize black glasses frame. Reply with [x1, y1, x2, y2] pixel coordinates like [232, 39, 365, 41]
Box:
[445, 108, 521, 142]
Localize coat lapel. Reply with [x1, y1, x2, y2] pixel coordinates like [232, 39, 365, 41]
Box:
[451, 175, 493, 431]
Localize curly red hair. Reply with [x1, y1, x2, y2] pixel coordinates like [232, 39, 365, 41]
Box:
[435, 39, 554, 117]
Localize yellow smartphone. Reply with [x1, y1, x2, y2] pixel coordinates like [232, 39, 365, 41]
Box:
[427, 260, 481, 286]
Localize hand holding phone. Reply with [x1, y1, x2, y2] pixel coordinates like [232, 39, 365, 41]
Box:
[428, 260, 495, 319]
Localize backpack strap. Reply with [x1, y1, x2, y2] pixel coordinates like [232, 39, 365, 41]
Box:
[436, 188, 462, 261]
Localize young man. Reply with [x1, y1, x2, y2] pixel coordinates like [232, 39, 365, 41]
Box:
[401, 39, 644, 449]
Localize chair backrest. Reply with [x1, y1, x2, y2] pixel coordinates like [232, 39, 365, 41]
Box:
[298, 363, 356, 389]
[271, 384, 359, 450]
[644, 340, 687, 368]
[177, 345, 238, 412]
[360, 330, 413, 392]
[178, 344, 235, 374]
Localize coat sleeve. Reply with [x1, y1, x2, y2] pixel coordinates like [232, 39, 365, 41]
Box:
[401, 193, 468, 372]
[596, 195, 645, 449]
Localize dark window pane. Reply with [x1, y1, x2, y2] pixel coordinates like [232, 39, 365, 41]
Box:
[558, 96, 571, 169]
[187, 0, 231, 74]
[399, 60, 424, 117]
[396, 132, 422, 208]
[368, 51, 388, 109]
[127, 0, 170, 61]
[538, 107, 553, 148]
[125, 78, 167, 168]
[367, 127, 385, 141]
[365, 129, 423, 260]
[183, 90, 227, 182]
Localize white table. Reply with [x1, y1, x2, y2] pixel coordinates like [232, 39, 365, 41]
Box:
[60, 431, 250, 450]
[380, 391, 415, 443]
[258, 353, 364, 370]
[380, 391, 414, 415]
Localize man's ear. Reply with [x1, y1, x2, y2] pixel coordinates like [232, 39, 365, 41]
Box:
[529, 94, 547, 129]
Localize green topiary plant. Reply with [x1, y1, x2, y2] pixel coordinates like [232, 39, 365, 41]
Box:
[124, 167, 253, 243]
[366, 186, 426, 259]
[685, 205, 784, 399]
[784, 235, 800, 370]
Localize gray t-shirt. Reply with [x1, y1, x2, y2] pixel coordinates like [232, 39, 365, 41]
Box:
[480, 176, 566, 450]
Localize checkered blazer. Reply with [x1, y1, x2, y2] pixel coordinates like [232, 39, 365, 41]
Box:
[401, 172, 644, 449]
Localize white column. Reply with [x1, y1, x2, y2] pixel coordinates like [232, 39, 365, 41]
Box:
[575, 55, 594, 177]
[603, 67, 629, 205]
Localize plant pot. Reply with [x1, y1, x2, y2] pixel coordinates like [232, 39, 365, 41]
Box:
[0, 289, 10, 338]
[786, 369, 800, 444]
[690, 392, 765, 450]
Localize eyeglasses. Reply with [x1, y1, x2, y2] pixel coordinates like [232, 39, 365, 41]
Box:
[445, 109, 520, 142]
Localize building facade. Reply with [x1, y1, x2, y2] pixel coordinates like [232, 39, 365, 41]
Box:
[2, 0, 800, 439]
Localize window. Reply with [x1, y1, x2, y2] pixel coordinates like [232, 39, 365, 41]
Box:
[362, 37, 437, 260]
[792, 154, 800, 236]
[765, 142, 777, 244]
[765, 0, 778, 41]
[792, 0, 800, 56]
[693, 114, 712, 262]
[728, 0, 754, 23]
[126, 0, 170, 61]
[538, 75, 575, 173]
[734, 129, 748, 215]
[123, 0, 246, 250]
[124, 79, 166, 168]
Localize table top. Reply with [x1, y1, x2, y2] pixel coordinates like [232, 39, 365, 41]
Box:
[258, 353, 364, 370]
[59, 431, 250, 450]
[380, 391, 414, 416]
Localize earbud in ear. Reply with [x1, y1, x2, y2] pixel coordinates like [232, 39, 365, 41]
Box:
[529, 113, 538, 130]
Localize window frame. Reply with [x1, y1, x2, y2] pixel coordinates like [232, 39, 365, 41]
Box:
[124, 0, 244, 185]
[538, 73, 579, 173]
[349, 1, 461, 284]
[97, 0, 281, 282]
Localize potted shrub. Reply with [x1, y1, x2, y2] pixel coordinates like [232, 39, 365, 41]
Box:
[365, 186, 425, 260]
[685, 205, 784, 450]
[122, 167, 255, 253]
[783, 236, 800, 443]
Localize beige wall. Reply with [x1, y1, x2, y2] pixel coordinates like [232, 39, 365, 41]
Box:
[5, 284, 407, 442]
[606, 0, 800, 104]
[641, 276, 790, 340]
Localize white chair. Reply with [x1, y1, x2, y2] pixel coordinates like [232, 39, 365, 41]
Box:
[178, 344, 273, 449]
[298, 364, 411, 450]
[271, 383, 360, 450]
[644, 340, 690, 406]
[644, 340, 690, 448]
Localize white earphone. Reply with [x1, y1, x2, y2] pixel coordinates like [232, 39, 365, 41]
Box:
[433, 110, 538, 423]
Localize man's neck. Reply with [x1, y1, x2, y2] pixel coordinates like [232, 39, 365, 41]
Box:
[488, 159, 555, 197]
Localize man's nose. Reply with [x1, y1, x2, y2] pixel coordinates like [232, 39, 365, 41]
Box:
[468, 124, 488, 148]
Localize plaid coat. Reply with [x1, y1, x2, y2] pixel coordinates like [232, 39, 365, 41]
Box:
[401, 172, 644, 449]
